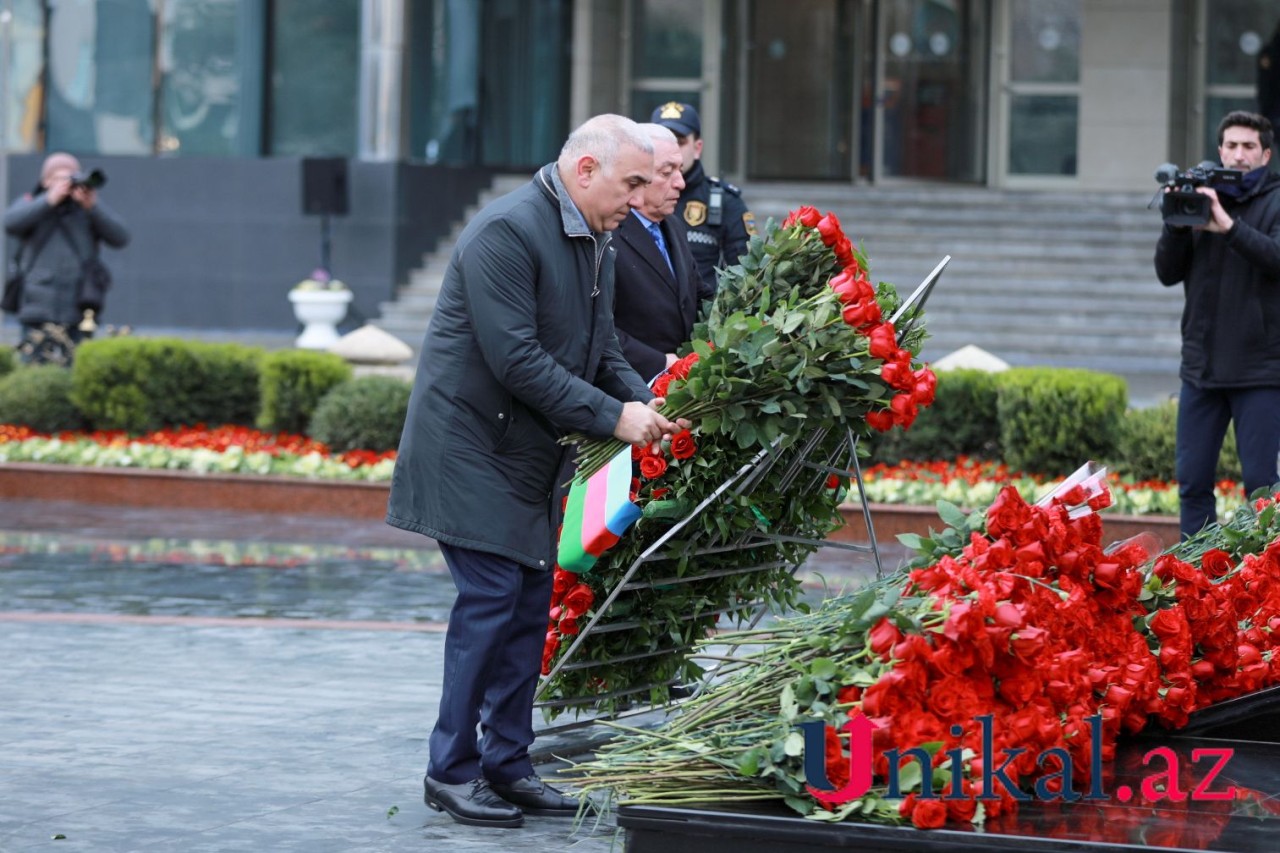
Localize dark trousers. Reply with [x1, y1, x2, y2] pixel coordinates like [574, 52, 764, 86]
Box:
[427, 543, 553, 785]
[1176, 381, 1280, 538]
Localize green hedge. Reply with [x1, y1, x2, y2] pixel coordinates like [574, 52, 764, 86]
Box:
[869, 368, 1001, 464]
[70, 338, 262, 433]
[1110, 399, 1241, 483]
[308, 375, 411, 452]
[0, 365, 87, 432]
[996, 367, 1128, 476]
[258, 349, 352, 434]
[0, 347, 16, 380]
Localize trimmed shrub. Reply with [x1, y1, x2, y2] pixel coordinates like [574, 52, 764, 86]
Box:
[308, 375, 411, 452]
[258, 349, 352, 434]
[869, 368, 1001, 464]
[0, 346, 16, 380]
[1111, 399, 1241, 483]
[70, 338, 262, 433]
[0, 365, 88, 432]
[996, 367, 1128, 475]
[1111, 400, 1178, 482]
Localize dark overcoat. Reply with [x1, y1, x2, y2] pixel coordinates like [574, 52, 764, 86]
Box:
[4, 194, 130, 325]
[1155, 171, 1280, 387]
[612, 212, 713, 380]
[386, 164, 651, 569]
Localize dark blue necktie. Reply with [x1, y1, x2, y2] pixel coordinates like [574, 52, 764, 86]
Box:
[645, 220, 674, 275]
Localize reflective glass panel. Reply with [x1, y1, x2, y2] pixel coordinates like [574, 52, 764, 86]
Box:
[877, 0, 982, 181]
[631, 0, 703, 80]
[408, 0, 569, 167]
[748, 0, 853, 180]
[2, 0, 45, 152]
[268, 0, 359, 156]
[1206, 0, 1275, 86]
[158, 0, 263, 156]
[1008, 94, 1077, 175]
[1009, 0, 1080, 84]
[45, 0, 156, 154]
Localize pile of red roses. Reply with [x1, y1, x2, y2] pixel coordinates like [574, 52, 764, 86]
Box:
[569, 478, 1280, 831]
[816, 483, 1280, 828]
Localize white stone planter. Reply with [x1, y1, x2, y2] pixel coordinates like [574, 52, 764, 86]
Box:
[288, 289, 353, 349]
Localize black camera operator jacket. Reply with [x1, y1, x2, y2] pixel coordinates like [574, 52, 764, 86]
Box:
[1155, 170, 1280, 388]
[4, 191, 130, 326]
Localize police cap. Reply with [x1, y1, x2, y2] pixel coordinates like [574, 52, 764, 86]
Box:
[651, 101, 701, 138]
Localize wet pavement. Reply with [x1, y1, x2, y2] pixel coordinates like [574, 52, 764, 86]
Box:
[0, 497, 892, 852]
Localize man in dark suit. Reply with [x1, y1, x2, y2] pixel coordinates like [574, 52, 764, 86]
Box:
[612, 123, 716, 380]
[388, 115, 683, 829]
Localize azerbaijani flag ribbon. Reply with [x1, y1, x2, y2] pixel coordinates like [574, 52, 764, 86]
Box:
[557, 444, 641, 574]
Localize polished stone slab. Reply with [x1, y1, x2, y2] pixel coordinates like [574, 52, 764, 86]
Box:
[620, 732, 1280, 853]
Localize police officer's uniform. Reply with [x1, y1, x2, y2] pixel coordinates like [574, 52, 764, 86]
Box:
[651, 102, 756, 291]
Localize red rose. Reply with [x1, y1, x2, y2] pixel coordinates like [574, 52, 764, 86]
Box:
[912, 368, 938, 405]
[541, 631, 560, 676]
[669, 429, 697, 460]
[833, 236, 855, 269]
[651, 374, 673, 397]
[561, 582, 595, 619]
[551, 567, 575, 602]
[639, 454, 668, 479]
[816, 211, 843, 246]
[784, 205, 821, 228]
[880, 360, 914, 391]
[825, 474, 842, 490]
[986, 485, 1031, 537]
[868, 617, 902, 657]
[841, 299, 882, 329]
[868, 323, 897, 359]
[1201, 549, 1235, 579]
[669, 353, 698, 380]
[866, 410, 895, 432]
[904, 794, 948, 829]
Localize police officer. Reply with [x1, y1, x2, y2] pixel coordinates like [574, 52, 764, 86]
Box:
[650, 101, 756, 291]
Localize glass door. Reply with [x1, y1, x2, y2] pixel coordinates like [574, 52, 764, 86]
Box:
[872, 0, 984, 182]
[746, 0, 855, 180]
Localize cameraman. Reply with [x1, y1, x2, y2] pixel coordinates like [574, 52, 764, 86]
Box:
[4, 152, 130, 365]
[1155, 111, 1280, 538]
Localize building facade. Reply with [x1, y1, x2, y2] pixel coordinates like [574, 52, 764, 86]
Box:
[0, 0, 1277, 332]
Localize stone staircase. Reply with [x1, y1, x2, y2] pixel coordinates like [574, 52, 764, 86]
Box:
[375, 176, 1182, 404]
[745, 182, 1181, 379]
[373, 173, 530, 348]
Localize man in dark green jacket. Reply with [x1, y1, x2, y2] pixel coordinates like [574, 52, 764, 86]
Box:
[1155, 110, 1280, 537]
[387, 114, 683, 828]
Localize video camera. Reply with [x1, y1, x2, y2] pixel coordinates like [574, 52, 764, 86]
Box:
[1153, 161, 1240, 226]
[70, 168, 107, 191]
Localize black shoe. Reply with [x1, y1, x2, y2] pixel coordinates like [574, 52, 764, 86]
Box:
[489, 774, 584, 816]
[424, 776, 523, 828]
